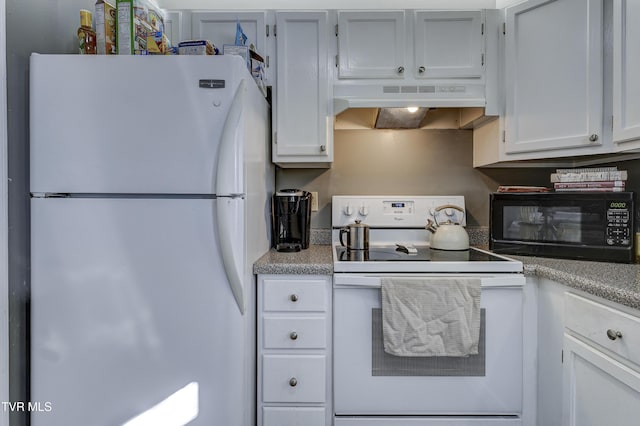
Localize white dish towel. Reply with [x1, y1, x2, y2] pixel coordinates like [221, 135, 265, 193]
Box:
[381, 277, 481, 357]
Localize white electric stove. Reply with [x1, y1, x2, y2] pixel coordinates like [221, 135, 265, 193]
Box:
[331, 196, 525, 426]
[332, 195, 523, 273]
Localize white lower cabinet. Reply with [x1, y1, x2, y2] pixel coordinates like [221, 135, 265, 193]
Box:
[562, 335, 640, 426]
[562, 292, 640, 426]
[258, 274, 332, 426]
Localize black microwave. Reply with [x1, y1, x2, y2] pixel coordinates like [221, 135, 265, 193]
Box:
[490, 192, 635, 263]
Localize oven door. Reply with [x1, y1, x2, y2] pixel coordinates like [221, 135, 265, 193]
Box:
[333, 273, 524, 417]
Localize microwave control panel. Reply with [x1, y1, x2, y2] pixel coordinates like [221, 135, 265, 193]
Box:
[606, 203, 632, 246]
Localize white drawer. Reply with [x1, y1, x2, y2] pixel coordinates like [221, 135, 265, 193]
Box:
[263, 279, 327, 312]
[263, 406, 325, 426]
[262, 355, 326, 403]
[264, 316, 327, 349]
[565, 292, 640, 366]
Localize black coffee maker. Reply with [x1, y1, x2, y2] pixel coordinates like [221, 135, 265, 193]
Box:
[272, 189, 312, 252]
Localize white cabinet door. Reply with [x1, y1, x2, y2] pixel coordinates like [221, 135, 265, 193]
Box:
[191, 11, 268, 58]
[337, 11, 406, 79]
[562, 334, 640, 426]
[164, 10, 187, 47]
[413, 11, 484, 79]
[273, 11, 333, 166]
[504, 0, 603, 157]
[613, 0, 640, 150]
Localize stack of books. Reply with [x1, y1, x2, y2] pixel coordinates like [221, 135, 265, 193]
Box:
[551, 167, 627, 192]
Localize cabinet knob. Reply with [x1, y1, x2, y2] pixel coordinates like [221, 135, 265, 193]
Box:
[289, 294, 299, 302]
[320, 144, 326, 152]
[589, 134, 599, 142]
[397, 66, 405, 74]
[606, 329, 623, 341]
[289, 377, 298, 387]
[418, 66, 426, 74]
[289, 331, 298, 340]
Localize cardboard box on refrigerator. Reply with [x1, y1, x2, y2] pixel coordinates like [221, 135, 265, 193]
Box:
[223, 45, 266, 96]
[178, 40, 218, 55]
[116, 0, 165, 55]
[95, 0, 116, 54]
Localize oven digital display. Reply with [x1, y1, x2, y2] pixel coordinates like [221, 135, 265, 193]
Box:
[383, 201, 414, 215]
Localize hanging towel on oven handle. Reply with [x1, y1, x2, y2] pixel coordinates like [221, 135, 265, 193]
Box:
[381, 277, 481, 357]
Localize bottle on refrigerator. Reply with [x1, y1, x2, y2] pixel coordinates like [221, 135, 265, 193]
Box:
[77, 9, 97, 54]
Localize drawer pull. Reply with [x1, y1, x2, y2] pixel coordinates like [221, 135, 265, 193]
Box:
[289, 331, 298, 340]
[289, 377, 298, 387]
[607, 329, 623, 341]
[289, 294, 299, 302]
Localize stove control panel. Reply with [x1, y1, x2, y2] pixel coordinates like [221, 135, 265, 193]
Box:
[383, 200, 415, 215]
[332, 196, 466, 228]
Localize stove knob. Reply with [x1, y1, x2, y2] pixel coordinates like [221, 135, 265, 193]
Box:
[344, 204, 354, 216]
[359, 205, 369, 216]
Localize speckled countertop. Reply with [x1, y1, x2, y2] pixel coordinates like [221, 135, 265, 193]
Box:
[511, 255, 640, 310]
[253, 245, 333, 275]
[253, 229, 640, 311]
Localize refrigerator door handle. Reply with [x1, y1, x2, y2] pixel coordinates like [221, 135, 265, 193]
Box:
[216, 79, 246, 197]
[216, 197, 246, 314]
[215, 81, 247, 314]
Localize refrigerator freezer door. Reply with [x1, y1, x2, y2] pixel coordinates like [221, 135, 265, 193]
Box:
[30, 54, 257, 195]
[30, 197, 252, 426]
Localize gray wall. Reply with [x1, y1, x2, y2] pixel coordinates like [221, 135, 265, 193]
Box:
[7, 1, 90, 424]
[276, 129, 557, 229]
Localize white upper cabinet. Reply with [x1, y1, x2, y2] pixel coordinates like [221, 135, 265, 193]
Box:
[272, 11, 333, 167]
[337, 11, 406, 79]
[190, 11, 271, 85]
[191, 12, 269, 57]
[336, 10, 486, 82]
[413, 11, 483, 79]
[164, 11, 187, 47]
[613, 0, 640, 150]
[191, 11, 268, 55]
[504, 0, 604, 158]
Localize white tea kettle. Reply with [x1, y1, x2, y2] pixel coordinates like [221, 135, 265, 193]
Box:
[425, 204, 469, 251]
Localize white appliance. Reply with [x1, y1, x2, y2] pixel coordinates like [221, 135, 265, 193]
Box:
[332, 196, 525, 426]
[29, 54, 274, 426]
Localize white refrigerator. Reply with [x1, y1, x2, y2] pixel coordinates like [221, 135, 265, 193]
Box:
[29, 54, 274, 426]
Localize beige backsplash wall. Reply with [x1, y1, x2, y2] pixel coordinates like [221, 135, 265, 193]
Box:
[275, 129, 555, 228]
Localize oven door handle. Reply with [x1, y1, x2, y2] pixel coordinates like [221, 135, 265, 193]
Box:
[333, 274, 525, 288]
[334, 275, 383, 288]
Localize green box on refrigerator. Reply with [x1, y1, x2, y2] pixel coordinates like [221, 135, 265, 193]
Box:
[116, 0, 165, 55]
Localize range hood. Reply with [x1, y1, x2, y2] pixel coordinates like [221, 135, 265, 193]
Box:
[374, 107, 429, 129]
[333, 81, 486, 115]
[335, 107, 495, 131]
